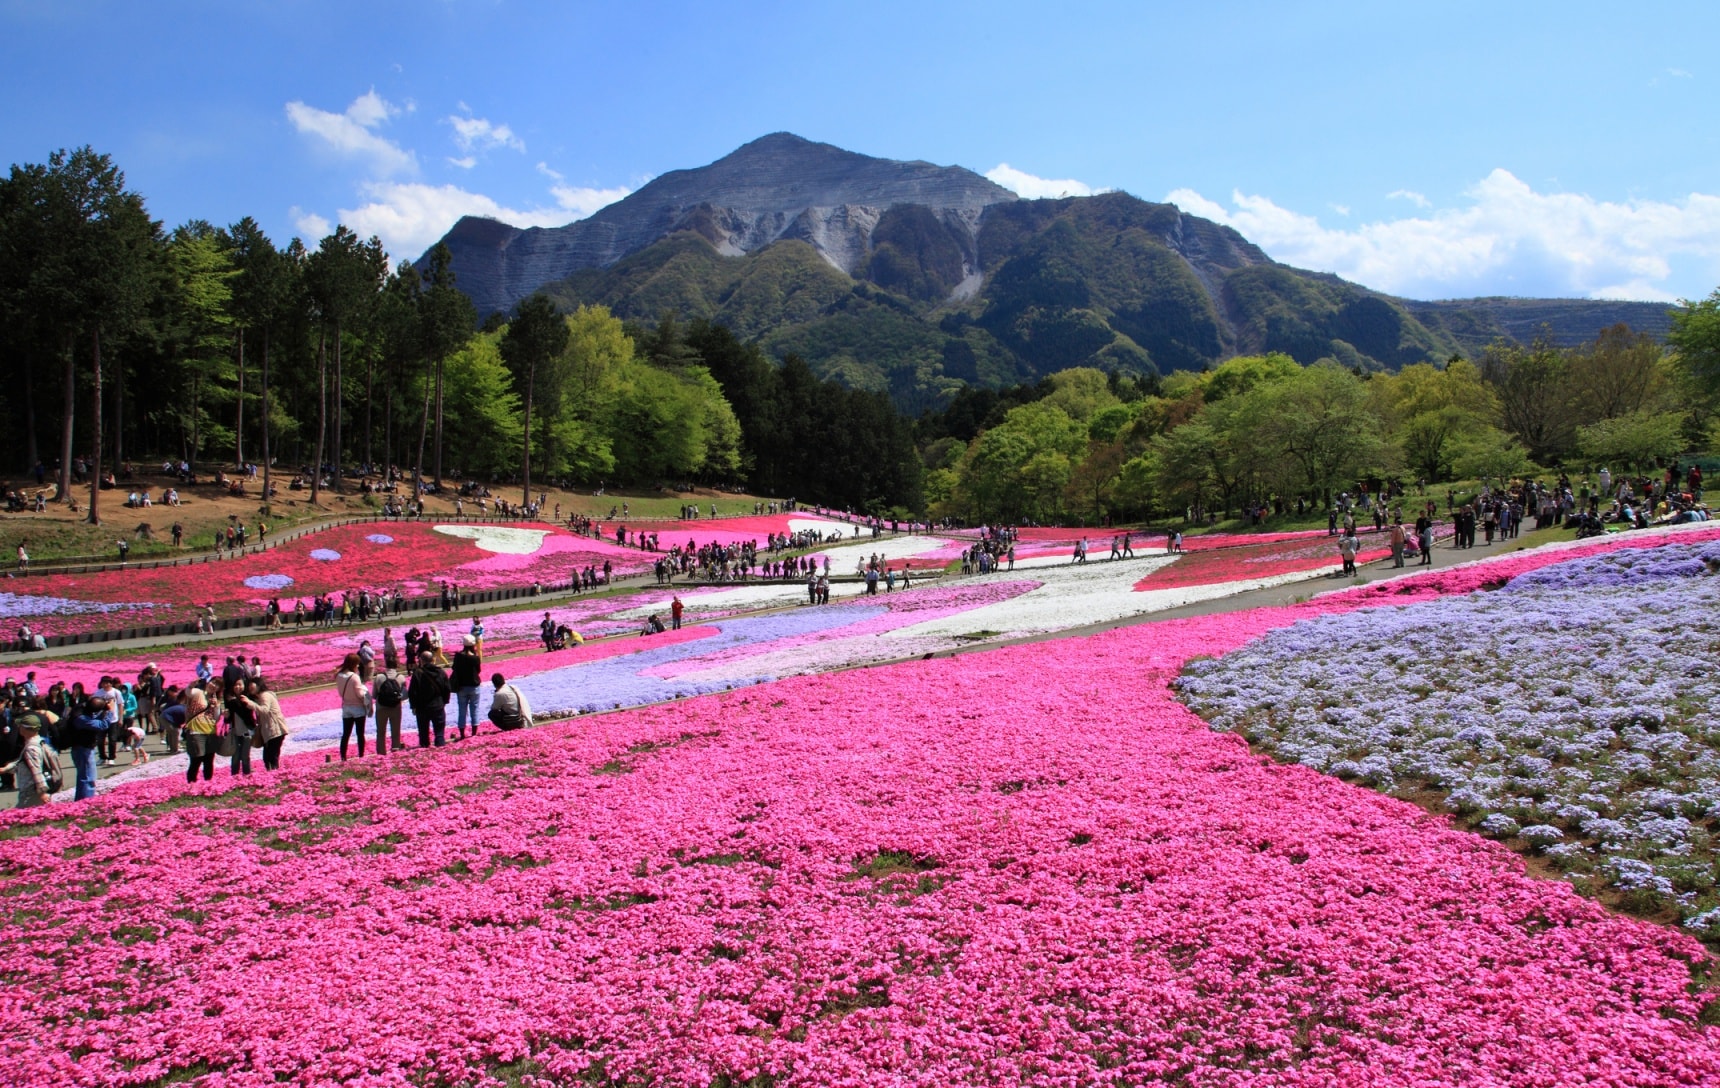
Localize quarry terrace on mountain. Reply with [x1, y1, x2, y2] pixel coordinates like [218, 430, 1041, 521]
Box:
[432, 132, 1673, 403]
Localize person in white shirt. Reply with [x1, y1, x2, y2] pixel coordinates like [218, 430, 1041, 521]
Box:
[486, 672, 531, 731]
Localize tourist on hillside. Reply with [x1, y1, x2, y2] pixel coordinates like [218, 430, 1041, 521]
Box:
[1389, 519, 1407, 569]
[159, 688, 186, 756]
[182, 685, 219, 783]
[382, 627, 400, 671]
[372, 665, 405, 753]
[487, 672, 531, 732]
[334, 653, 371, 761]
[243, 678, 289, 771]
[408, 651, 451, 748]
[356, 638, 376, 682]
[452, 635, 483, 740]
[1338, 530, 1360, 576]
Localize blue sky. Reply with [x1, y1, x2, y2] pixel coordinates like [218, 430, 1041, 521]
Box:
[3, 0, 1717, 302]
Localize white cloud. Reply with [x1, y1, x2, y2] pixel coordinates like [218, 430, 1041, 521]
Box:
[285, 90, 415, 176]
[1165, 170, 1720, 302]
[985, 163, 1109, 199]
[1330, 203, 1350, 217]
[550, 183, 634, 218]
[289, 206, 331, 241]
[336, 180, 632, 259]
[1388, 189, 1431, 208]
[447, 156, 477, 170]
[536, 161, 564, 181]
[1669, 67, 1693, 78]
[447, 112, 525, 154]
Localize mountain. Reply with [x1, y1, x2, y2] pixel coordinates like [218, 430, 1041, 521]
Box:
[430, 134, 1677, 409]
[439, 132, 1016, 318]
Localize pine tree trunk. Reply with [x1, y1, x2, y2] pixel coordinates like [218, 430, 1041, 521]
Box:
[112, 351, 122, 469]
[312, 324, 327, 505]
[433, 354, 445, 487]
[58, 334, 74, 505]
[364, 351, 374, 476]
[235, 328, 245, 467]
[88, 327, 102, 526]
[331, 318, 343, 492]
[414, 372, 431, 502]
[261, 328, 272, 516]
[522, 363, 534, 509]
[190, 372, 201, 467]
[23, 356, 38, 470]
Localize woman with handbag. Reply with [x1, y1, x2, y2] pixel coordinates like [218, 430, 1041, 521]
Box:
[182, 685, 221, 784]
[242, 678, 289, 771]
[334, 653, 371, 761]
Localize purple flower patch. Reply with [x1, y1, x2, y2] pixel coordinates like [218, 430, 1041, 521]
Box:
[309, 549, 342, 561]
[243, 574, 295, 590]
[365, 534, 394, 544]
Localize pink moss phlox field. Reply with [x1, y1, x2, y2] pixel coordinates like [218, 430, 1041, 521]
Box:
[17, 593, 673, 694]
[1133, 534, 1392, 590]
[611, 514, 847, 551]
[3, 522, 660, 635]
[4, 577, 1718, 1086]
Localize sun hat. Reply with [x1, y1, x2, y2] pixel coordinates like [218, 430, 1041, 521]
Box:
[462, 634, 476, 647]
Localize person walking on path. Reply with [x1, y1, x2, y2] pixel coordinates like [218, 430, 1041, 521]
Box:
[1338, 530, 1360, 576]
[671, 596, 684, 631]
[1389, 519, 1407, 569]
[1415, 512, 1434, 566]
[409, 651, 451, 748]
[451, 636, 483, 740]
[334, 653, 370, 761]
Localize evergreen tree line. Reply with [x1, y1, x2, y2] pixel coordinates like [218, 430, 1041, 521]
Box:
[0, 148, 923, 521]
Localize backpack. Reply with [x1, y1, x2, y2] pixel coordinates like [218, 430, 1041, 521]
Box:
[39, 744, 64, 794]
[376, 674, 404, 707]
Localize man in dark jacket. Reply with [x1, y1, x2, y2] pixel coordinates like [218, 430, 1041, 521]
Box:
[407, 651, 451, 748]
[68, 695, 110, 800]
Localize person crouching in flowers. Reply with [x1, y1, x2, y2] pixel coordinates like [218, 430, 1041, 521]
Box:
[334, 653, 371, 761]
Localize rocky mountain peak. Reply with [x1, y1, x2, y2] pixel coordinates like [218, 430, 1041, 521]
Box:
[430, 133, 1017, 316]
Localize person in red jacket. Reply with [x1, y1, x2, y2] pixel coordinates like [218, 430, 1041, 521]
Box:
[671, 595, 684, 631]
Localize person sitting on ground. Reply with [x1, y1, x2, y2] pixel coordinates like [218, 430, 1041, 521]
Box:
[486, 672, 532, 731]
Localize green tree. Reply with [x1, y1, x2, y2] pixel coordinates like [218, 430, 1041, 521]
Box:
[1480, 335, 1573, 463]
[440, 332, 523, 475]
[499, 293, 570, 506]
[417, 242, 476, 485]
[1576, 408, 1687, 471]
[1668, 289, 1720, 399]
[224, 218, 291, 506]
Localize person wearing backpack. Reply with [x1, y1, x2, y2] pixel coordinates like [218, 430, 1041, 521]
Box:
[407, 651, 451, 748]
[1, 711, 58, 806]
[372, 666, 406, 754]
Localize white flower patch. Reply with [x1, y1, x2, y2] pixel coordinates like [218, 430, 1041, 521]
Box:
[812, 535, 951, 569]
[433, 524, 549, 554]
[610, 580, 869, 619]
[886, 557, 1332, 639]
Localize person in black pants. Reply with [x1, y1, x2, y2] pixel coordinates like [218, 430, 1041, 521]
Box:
[408, 652, 451, 748]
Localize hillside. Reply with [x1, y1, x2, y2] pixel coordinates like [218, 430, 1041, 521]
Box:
[431, 133, 1679, 410]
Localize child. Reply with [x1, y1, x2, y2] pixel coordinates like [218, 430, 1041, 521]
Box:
[468, 617, 486, 657]
[126, 719, 149, 764]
